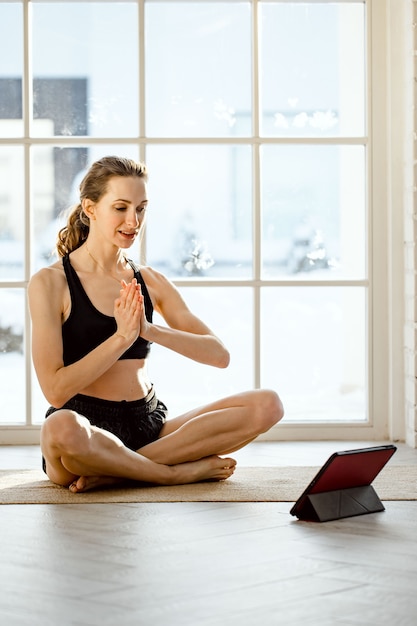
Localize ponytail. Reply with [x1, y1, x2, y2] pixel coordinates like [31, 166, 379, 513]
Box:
[56, 203, 90, 258]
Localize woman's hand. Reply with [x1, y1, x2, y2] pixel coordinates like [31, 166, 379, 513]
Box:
[114, 278, 143, 345]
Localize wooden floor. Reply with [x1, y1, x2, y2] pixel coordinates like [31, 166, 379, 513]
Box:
[1, 441, 417, 626]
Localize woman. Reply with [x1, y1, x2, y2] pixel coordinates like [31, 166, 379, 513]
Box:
[29, 156, 284, 493]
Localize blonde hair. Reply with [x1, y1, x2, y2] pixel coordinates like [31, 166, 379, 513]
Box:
[56, 156, 148, 257]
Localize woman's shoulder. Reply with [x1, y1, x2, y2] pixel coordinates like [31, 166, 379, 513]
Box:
[28, 259, 65, 292]
[138, 265, 175, 289]
[138, 265, 179, 307]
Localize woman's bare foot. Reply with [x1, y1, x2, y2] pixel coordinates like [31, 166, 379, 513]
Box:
[170, 455, 237, 485]
[69, 475, 125, 493]
[68, 455, 237, 492]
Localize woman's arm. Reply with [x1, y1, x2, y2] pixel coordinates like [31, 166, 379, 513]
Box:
[140, 267, 230, 368]
[28, 268, 142, 407]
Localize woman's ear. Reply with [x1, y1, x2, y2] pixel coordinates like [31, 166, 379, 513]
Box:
[82, 199, 96, 220]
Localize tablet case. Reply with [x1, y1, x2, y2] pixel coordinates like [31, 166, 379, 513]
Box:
[290, 445, 397, 522]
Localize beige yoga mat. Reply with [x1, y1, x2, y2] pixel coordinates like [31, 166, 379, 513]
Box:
[0, 465, 416, 504]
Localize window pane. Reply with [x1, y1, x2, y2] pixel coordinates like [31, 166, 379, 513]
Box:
[0, 3, 23, 137]
[32, 3, 139, 137]
[149, 287, 253, 416]
[146, 145, 252, 278]
[145, 1, 251, 137]
[261, 145, 365, 279]
[0, 289, 25, 425]
[261, 287, 367, 422]
[260, 3, 365, 137]
[0, 147, 25, 280]
[32, 145, 140, 271]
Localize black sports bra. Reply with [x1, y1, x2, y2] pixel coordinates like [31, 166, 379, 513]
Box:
[61, 254, 153, 366]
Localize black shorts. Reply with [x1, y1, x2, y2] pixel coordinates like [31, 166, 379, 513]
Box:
[42, 387, 167, 473]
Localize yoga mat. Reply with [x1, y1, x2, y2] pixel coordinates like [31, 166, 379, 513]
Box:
[0, 465, 416, 504]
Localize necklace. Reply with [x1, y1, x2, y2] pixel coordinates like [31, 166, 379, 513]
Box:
[85, 244, 128, 284]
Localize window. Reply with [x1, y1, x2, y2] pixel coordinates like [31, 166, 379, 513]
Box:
[0, 1, 391, 442]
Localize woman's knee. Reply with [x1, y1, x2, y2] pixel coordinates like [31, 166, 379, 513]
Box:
[253, 389, 284, 433]
[41, 409, 89, 455]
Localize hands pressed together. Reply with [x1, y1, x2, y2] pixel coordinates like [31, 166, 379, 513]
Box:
[114, 278, 147, 345]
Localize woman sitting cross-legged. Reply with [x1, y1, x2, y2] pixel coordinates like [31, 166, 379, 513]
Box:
[28, 155, 284, 493]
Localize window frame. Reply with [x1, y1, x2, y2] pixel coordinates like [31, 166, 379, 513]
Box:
[0, 0, 403, 444]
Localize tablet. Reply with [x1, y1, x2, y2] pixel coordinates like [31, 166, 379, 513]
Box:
[290, 444, 397, 521]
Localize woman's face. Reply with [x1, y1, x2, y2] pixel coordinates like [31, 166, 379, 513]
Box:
[90, 176, 148, 249]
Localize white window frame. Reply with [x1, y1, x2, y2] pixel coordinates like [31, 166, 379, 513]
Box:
[0, 0, 406, 444]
